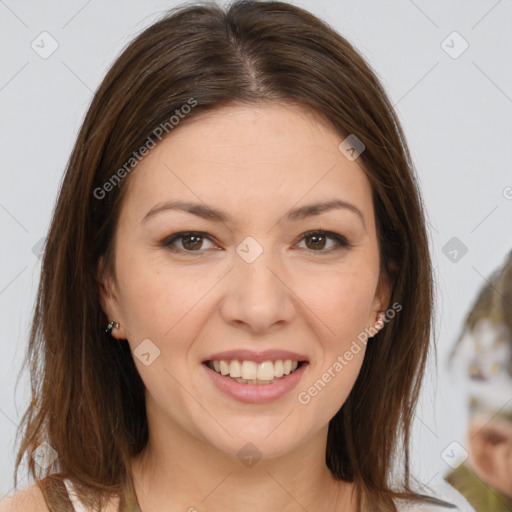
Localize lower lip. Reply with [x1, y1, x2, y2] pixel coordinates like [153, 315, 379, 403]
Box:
[203, 362, 308, 404]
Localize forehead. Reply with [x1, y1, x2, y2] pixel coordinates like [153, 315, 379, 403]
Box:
[120, 103, 375, 228]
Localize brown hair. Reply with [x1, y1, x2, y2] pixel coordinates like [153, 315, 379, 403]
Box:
[13, 1, 450, 510]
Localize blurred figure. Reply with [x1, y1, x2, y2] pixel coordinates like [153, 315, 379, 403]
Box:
[445, 250, 512, 511]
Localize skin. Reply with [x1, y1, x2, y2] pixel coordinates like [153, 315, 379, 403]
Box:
[467, 415, 512, 497]
[97, 103, 391, 511]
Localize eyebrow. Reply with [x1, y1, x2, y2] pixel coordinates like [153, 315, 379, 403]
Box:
[141, 198, 366, 229]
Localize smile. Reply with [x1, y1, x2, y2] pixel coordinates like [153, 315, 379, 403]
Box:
[206, 359, 303, 384]
[202, 358, 309, 404]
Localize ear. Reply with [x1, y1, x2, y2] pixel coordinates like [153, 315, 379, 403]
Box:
[96, 255, 128, 340]
[370, 269, 392, 326]
[467, 417, 512, 497]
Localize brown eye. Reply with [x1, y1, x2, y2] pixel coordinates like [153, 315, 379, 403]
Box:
[162, 232, 217, 253]
[297, 230, 351, 253]
[181, 233, 204, 251]
[304, 233, 328, 250]
[161, 230, 351, 256]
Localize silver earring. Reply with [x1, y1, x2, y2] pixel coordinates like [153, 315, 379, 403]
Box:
[105, 321, 119, 335]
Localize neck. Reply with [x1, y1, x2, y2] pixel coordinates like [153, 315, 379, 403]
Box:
[129, 411, 356, 511]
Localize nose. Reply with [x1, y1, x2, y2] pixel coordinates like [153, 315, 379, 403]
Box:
[220, 247, 296, 335]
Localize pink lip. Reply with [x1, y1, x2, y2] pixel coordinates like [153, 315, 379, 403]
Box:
[202, 349, 309, 364]
[202, 361, 309, 404]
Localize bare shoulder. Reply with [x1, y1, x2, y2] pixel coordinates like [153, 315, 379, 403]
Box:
[0, 483, 49, 512]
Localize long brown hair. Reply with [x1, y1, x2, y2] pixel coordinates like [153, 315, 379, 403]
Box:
[14, 1, 448, 510]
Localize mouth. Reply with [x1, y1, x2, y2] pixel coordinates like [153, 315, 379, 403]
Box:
[203, 359, 307, 385]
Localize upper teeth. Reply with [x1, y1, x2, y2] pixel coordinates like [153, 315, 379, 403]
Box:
[211, 359, 299, 381]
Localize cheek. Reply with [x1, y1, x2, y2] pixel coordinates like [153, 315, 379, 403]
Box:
[297, 336, 367, 427]
[115, 244, 214, 340]
[291, 266, 375, 413]
[296, 264, 378, 346]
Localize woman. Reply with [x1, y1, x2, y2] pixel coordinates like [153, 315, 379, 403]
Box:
[0, 0, 474, 510]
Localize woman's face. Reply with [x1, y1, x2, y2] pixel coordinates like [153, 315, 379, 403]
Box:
[99, 103, 390, 460]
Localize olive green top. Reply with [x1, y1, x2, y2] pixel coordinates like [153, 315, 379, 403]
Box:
[40, 471, 471, 511]
[38, 472, 143, 511]
[121, 471, 142, 511]
[445, 462, 512, 512]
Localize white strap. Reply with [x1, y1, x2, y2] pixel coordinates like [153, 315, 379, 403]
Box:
[62, 478, 90, 512]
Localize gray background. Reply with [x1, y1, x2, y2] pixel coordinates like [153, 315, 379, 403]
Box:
[1, 0, 511, 499]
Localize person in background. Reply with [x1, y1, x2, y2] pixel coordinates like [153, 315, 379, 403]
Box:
[445, 250, 512, 511]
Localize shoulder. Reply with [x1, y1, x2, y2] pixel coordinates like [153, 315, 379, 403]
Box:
[393, 473, 477, 512]
[0, 482, 49, 512]
[394, 501, 466, 512]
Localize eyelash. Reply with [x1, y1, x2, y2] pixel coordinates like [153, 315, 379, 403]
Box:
[161, 230, 352, 256]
